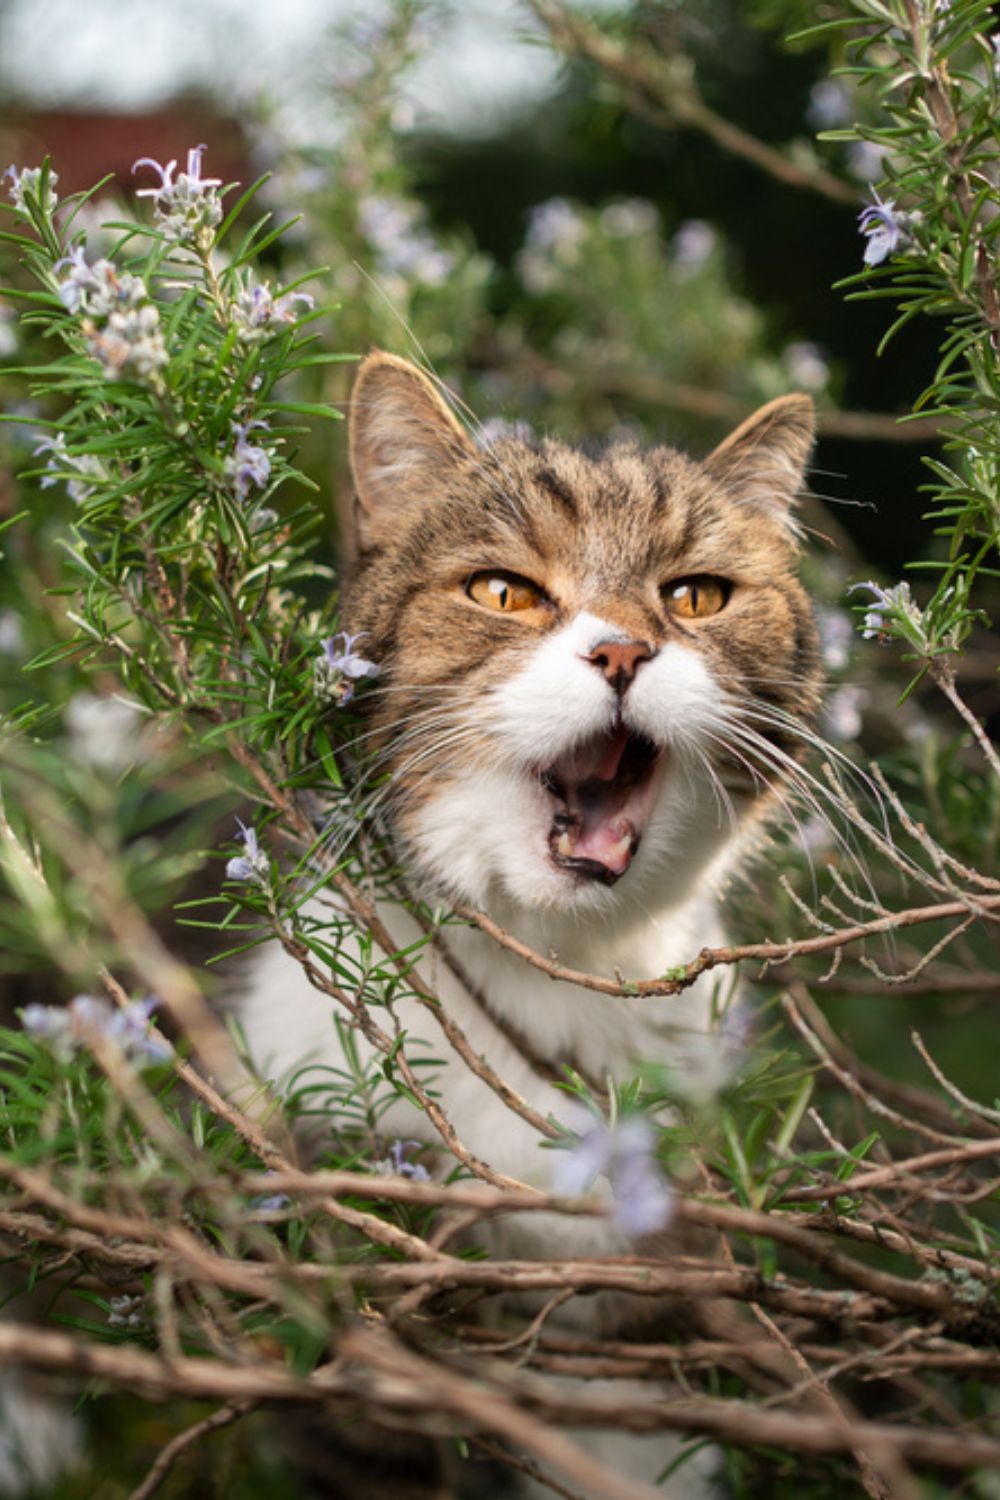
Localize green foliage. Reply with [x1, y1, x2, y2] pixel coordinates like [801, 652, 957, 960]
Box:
[808, 0, 1000, 663]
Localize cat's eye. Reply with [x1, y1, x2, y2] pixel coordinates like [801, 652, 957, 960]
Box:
[466, 571, 546, 614]
[663, 575, 730, 620]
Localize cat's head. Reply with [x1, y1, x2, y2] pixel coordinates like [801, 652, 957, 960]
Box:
[342, 352, 821, 917]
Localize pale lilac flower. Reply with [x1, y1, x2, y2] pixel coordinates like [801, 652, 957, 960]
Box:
[108, 1294, 146, 1329]
[231, 275, 315, 343]
[250, 1173, 293, 1212]
[823, 684, 867, 742]
[847, 141, 886, 184]
[816, 604, 853, 671]
[132, 144, 223, 247]
[0, 609, 23, 655]
[3, 164, 57, 213]
[858, 192, 905, 265]
[357, 196, 454, 286]
[672, 219, 716, 272]
[225, 819, 269, 884]
[107, 1294, 141, 1327]
[848, 578, 928, 648]
[0, 300, 16, 357]
[807, 80, 849, 130]
[224, 420, 271, 500]
[85, 305, 168, 385]
[380, 1140, 430, 1182]
[33, 432, 107, 503]
[21, 994, 167, 1065]
[551, 1115, 673, 1238]
[517, 198, 586, 293]
[314, 631, 380, 705]
[599, 198, 658, 238]
[785, 341, 829, 392]
[55, 247, 145, 319]
[525, 198, 585, 255]
[64, 692, 143, 769]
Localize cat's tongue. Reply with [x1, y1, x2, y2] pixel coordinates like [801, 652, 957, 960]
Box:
[543, 725, 662, 885]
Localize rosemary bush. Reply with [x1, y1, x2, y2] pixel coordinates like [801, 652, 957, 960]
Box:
[0, 3, 998, 1497]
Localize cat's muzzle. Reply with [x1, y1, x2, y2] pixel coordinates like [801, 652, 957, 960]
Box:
[541, 724, 664, 885]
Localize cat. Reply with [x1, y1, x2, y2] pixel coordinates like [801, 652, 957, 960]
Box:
[240, 349, 821, 1492]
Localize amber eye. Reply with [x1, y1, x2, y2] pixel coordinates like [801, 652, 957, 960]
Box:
[663, 575, 730, 620]
[466, 571, 545, 614]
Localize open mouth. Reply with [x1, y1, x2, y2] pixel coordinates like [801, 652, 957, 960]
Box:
[541, 723, 665, 885]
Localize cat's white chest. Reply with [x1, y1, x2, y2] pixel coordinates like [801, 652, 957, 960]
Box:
[240, 886, 728, 1196]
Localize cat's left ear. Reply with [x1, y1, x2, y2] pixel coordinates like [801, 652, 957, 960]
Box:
[349, 350, 475, 551]
[704, 394, 815, 533]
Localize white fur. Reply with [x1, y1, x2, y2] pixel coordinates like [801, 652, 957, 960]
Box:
[240, 607, 744, 1495]
[243, 610, 744, 1213]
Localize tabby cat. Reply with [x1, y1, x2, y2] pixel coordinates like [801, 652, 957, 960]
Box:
[242, 350, 821, 1496]
[244, 347, 820, 1261]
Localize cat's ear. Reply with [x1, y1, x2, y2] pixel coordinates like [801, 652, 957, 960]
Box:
[349, 351, 474, 551]
[704, 394, 815, 533]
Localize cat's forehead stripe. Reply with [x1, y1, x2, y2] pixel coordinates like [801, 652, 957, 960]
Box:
[532, 466, 579, 520]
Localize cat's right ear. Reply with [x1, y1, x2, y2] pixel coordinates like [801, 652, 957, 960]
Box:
[349, 351, 474, 551]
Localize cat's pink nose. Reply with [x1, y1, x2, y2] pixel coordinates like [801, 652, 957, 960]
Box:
[585, 638, 655, 694]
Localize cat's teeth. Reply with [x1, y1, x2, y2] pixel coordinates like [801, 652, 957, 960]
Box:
[556, 832, 574, 858]
[608, 833, 633, 863]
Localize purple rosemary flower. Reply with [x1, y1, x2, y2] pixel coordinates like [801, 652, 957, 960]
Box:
[551, 1114, 673, 1238]
[672, 218, 716, 271]
[132, 144, 223, 248]
[21, 994, 167, 1065]
[313, 631, 381, 705]
[381, 1140, 431, 1182]
[85, 305, 168, 386]
[225, 818, 270, 884]
[54, 246, 145, 319]
[3, 164, 57, 213]
[858, 192, 906, 267]
[33, 432, 106, 503]
[224, 420, 271, 501]
[107, 1294, 146, 1329]
[357, 196, 454, 287]
[847, 578, 923, 643]
[250, 1173, 293, 1212]
[232, 275, 315, 343]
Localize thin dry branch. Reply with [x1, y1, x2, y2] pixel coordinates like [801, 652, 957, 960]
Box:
[127, 1402, 252, 1500]
[526, 0, 857, 205]
[454, 891, 1000, 1002]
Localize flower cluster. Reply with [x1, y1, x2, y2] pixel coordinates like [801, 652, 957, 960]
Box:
[224, 420, 272, 501]
[848, 578, 928, 648]
[33, 432, 107, 504]
[225, 820, 270, 885]
[3, 163, 58, 213]
[107, 1294, 147, 1329]
[357, 195, 454, 289]
[517, 197, 587, 292]
[84, 304, 169, 386]
[21, 994, 167, 1067]
[231, 274, 315, 344]
[55, 247, 145, 318]
[377, 1139, 431, 1182]
[132, 144, 223, 249]
[551, 1113, 673, 1238]
[858, 192, 915, 267]
[51, 239, 167, 388]
[313, 632, 380, 705]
